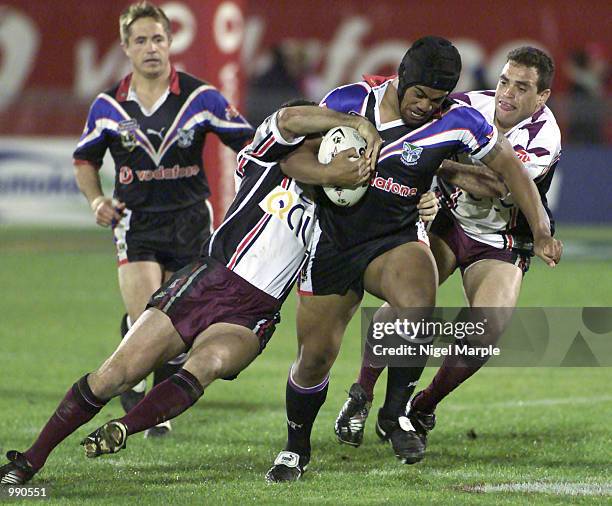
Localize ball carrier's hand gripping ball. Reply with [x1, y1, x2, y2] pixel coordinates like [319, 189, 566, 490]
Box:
[317, 126, 368, 207]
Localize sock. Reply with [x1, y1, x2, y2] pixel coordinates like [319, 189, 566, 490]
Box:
[379, 366, 425, 420]
[118, 369, 204, 435]
[284, 368, 329, 461]
[357, 320, 385, 401]
[23, 375, 107, 471]
[153, 353, 187, 386]
[356, 365, 384, 402]
[120, 313, 130, 339]
[412, 355, 483, 414]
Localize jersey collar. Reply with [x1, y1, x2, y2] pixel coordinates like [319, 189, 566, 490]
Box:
[115, 65, 181, 102]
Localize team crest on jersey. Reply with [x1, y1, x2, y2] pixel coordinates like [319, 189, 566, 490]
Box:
[401, 142, 423, 166]
[177, 128, 195, 148]
[118, 119, 139, 151]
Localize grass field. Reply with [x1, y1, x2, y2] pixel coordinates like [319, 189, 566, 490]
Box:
[0, 225, 611, 504]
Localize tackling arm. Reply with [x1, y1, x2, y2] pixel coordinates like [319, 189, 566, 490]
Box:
[276, 106, 382, 173]
[437, 159, 508, 198]
[481, 135, 561, 266]
[280, 138, 370, 188]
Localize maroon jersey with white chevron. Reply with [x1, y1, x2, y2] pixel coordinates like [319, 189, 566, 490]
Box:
[440, 90, 561, 250]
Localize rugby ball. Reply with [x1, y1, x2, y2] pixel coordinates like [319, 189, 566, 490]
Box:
[317, 126, 368, 207]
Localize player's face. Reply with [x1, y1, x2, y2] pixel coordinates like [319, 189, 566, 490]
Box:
[495, 61, 550, 131]
[399, 85, 448, 127]
[123, 17, 172, 79]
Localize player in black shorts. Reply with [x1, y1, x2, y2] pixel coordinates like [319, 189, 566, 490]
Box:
[0, 101, 386, 485]
[266, 36, 562, 482]
[72, 2, 254, 436]
[335, 47, 563, 464]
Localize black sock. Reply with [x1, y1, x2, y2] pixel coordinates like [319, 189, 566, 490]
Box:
[120, 313, 129, 339]
[153, 361, 183, 386]
[284, 371, 329, 463]
[380, 366, 425, 420]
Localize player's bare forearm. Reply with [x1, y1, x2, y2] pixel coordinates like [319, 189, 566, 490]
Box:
[74, 161, 125, 226]
[437, 159, 508, 198]
[73, 161, 104, 206]
[481, 136, 550, 239]
[276, 106, 381, 172]
[280, 139, 369, 188]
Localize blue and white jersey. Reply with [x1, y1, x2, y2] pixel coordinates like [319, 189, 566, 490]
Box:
[73, 68, 254, 212]
[207, 111, 316, 301]
[440, 90, 561, 250]
[318, 77, 497, 250]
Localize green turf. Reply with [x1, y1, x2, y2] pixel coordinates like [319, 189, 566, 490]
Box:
[0, 227, 610, 504]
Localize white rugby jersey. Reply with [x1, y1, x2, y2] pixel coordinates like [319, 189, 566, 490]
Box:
[207, 111, 316, 301]
[440, 90, 561, 250]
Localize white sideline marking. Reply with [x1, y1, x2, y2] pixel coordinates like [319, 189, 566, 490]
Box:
[466, 482, 612, 496]
[447, 395, 612, 411]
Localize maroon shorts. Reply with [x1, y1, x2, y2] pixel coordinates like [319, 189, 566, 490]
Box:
[429, 210, 530, 275]
[147, 257, 281, 352]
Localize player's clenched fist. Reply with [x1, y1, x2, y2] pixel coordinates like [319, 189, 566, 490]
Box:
[417, 191, 439, 222]
[534, 235, 563, 267]
[90, 196, 126, 227]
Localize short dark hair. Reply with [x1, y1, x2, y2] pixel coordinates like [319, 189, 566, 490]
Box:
[507, 47, 555, 92]
[120, 1, 171, 45]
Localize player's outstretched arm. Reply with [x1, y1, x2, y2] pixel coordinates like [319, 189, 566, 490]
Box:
[276, 105, 382, 173]
[74, 161, 125, 227]
[280, 139, 370, 188]
[481, 136, 562, 266]
[437, 159, 508, 198]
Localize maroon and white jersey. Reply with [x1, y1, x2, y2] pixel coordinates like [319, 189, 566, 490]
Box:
[440, 90, 561, 250]
[207, 111, 316, 301]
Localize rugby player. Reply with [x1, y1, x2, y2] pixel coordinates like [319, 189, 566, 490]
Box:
[266, 37, 562, 482]
[73, 1, 254, 437]
[335, 47, 563, 464]
[0, 102, 383, 485]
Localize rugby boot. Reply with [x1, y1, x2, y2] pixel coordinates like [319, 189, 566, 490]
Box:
[81, 420, 127, 458]
[388, 399, 436, 464]
[265, 451, 309, 482]
[0, 451, 36, 485]
[334, 383, 371, 447]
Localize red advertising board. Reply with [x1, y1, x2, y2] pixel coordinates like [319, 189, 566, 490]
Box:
[0, 0, 609, 220]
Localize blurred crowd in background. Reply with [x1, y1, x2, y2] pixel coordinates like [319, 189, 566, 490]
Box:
[246, 39, 610, 145]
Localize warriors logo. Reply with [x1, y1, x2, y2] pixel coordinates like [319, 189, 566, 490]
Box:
[400, 142, 423, 166]
[177, 128, 195, 148]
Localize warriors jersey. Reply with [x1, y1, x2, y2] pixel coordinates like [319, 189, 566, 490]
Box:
[439, 90, 561, 250]
[73, 67, 254, 212]
[207, 111, 316, 301]
[318, 78, 497, 250]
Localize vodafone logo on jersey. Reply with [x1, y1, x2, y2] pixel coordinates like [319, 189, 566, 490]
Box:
[370, 172, 417, 198]
[118, 165, 200, 184]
